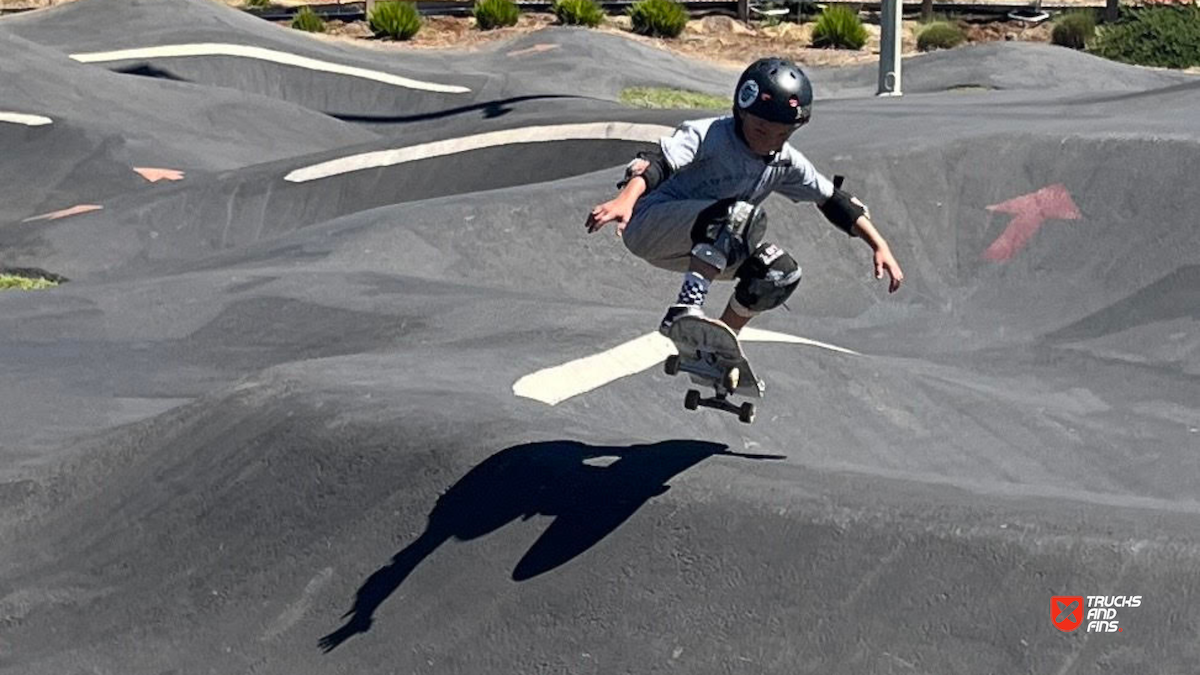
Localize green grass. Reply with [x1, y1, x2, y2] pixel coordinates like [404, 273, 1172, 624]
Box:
[620, 87, 727, 110]
[0, 274, 58, 291]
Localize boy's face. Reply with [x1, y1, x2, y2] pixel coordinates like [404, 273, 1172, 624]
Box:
[740, 112, 797, 155]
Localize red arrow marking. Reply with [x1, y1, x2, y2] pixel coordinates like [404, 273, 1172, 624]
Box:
[983, 184, 1081, 261]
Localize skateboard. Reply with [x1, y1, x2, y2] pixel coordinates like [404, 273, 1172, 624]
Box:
[663, 315, 765, 424]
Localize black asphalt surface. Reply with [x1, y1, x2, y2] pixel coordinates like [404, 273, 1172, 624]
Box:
[2, 0, 1199, 673]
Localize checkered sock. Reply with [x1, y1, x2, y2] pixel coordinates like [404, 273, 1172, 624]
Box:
[676, 271, 711, 307]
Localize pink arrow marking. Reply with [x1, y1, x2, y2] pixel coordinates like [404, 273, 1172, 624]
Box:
[134, 167, 186, 183]
[983, 184, 1081, 261]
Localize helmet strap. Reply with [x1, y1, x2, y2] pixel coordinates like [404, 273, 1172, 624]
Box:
[732, 107, 747, 143]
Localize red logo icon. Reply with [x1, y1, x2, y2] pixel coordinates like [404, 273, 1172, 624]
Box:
[1052, 596, 1084, 632]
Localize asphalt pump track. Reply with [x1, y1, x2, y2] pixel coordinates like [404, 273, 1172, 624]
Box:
[1, 1, 1199, 672]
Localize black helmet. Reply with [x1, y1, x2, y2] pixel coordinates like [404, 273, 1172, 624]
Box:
[733, 57, 813, 127]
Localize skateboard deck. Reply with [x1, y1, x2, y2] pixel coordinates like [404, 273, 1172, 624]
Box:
[664, 315, 765, 424]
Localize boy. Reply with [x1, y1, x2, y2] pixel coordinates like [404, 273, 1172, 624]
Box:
[585, 57, 904, 335]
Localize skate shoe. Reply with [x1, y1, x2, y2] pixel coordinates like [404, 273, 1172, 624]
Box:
[658, 303, 706, 336]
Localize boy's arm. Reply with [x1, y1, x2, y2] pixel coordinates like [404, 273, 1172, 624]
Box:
[616, 119, 706, 193]
[613, 173, 649, 205]
[586, 120, 706, 234]
[818, 187, 891, 249]
[816, 175, 869, 238]
[585, 173, 646, 234]
[854, 214, 904, 293]
[849, 215, 889, 252]
[817, 176, 904, 292]
[617, 150, 671, 193]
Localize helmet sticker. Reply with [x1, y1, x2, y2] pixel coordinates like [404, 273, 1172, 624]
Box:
[737, 80, 759, 109]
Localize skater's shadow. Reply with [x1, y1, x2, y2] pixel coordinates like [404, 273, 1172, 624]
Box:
[319, 439, 782, 652]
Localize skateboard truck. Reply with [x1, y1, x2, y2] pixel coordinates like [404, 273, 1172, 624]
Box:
[665, 355, 756, 424]
[663, 315, 763, 425]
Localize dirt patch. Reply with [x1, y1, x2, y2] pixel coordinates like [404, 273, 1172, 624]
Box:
[653, 16, 925, 69]
[307, 13, 1060, 68]
[960, 18, 1054, 43]
[1, 2, 1173, 75]
[313, 13, 561, 50]
[0, 0, 1068, 68]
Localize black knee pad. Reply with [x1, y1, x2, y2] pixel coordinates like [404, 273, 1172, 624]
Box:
[733, 243, 802, 312]
[689, 200, 769, 272]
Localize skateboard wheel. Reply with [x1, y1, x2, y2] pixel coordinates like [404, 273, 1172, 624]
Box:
[738, 402, 756, 425]
[685, 389, 701, 411]
[724, 367, 740, 393]
[664, 354, 680, 376]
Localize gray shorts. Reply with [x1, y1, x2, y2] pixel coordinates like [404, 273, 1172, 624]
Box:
[621, 198, 741, 280]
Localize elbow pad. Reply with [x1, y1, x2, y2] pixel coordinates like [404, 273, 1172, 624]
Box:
[617, 149, 673, 192]
[817, 175, 866, 237]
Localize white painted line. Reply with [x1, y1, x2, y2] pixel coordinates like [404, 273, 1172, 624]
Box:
[514, 332, 674, 406]
[284, 122, 675, 183]
[0, 112, 52, 126]
[69, 43, 470, 94]
[740, 327, 861, 356]
[513, 329, 860, 406]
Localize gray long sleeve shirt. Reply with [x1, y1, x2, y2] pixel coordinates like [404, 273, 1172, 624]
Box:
[639, 115, 836, 209]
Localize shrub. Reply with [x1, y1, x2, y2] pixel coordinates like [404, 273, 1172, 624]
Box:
[628, 0, 689, 38]
[554, 0, 606, 27]
[811, 5, 868, 49]
[1051, 10, 1096, 50]
[917, 21, 965, 51]
[474, 0, 520, 30]
[1089, 5, 1200, 69]
[245, 0, 270, 8]
[370, 1, 423, 40]
[291, 7, 326, 33]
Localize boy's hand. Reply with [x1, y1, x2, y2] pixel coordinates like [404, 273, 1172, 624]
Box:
[585, 158, 650, 235]
[850, 216, 904, 294]
[585, 197, 634, 235]
[874, 246, 905, 293]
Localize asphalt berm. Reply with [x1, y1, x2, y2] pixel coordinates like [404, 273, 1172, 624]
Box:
[1, 0, 1198, 672]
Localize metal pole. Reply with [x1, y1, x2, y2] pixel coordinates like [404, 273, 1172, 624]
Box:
[877, 0, 902, 96]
